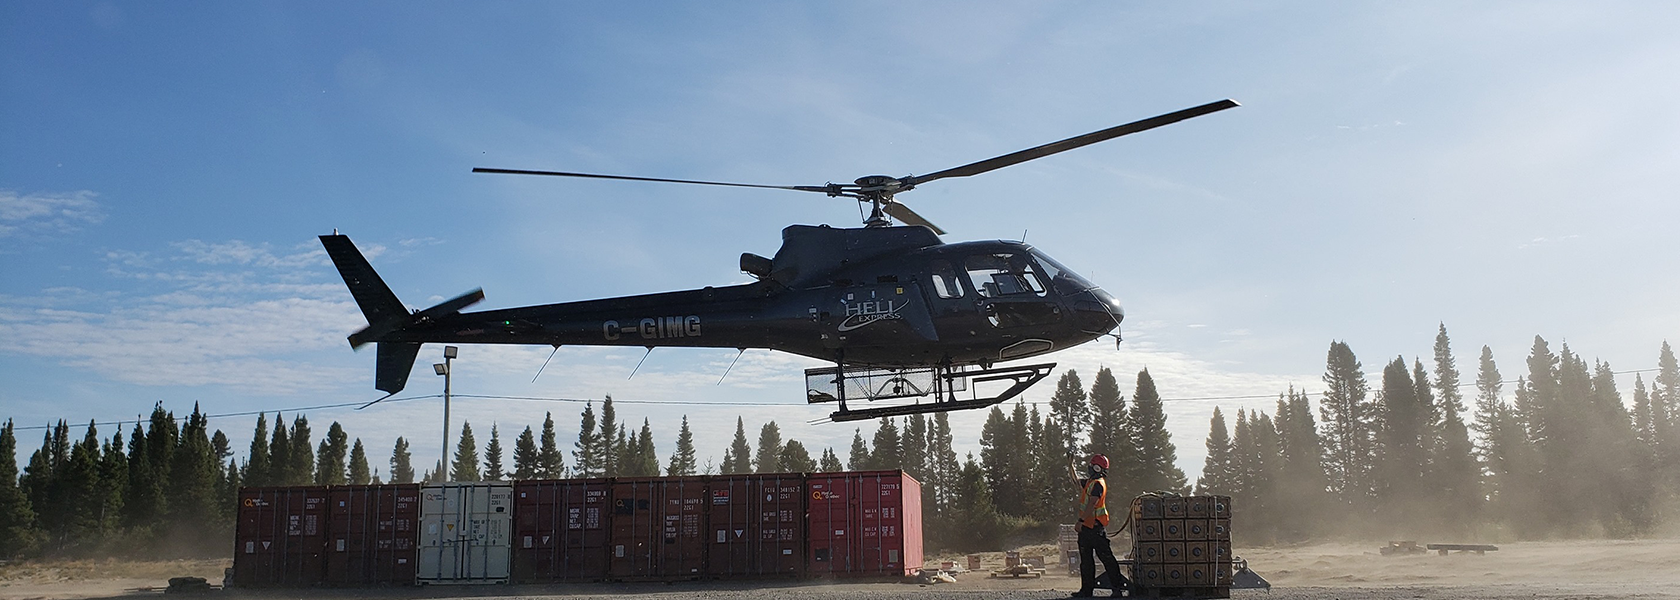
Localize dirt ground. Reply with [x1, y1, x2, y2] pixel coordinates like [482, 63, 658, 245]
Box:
[4, 539, 1679, 600]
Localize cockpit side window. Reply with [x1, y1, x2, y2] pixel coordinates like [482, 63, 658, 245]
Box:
[929, 259, 964, 299]
[965, 253, 1047, 298]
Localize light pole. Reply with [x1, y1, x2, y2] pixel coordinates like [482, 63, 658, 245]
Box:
[434, 345, 458, 482]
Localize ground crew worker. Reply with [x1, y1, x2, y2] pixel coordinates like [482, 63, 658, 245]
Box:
[1070, 453, 1126, 597]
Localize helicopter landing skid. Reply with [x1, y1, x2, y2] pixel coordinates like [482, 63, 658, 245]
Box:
[805, 362, 1056, 422]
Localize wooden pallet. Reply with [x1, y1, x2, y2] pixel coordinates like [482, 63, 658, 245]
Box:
[991, 565, 1047, 578]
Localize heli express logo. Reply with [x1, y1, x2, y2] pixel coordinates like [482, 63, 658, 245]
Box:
[836, 291, 905, 332]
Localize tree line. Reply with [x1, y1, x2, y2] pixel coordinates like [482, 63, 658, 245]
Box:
[3, 328, 1676, 557]
[1196, 327, 1680, 542]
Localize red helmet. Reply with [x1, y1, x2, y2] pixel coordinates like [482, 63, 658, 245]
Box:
[1090, 454, 1110, 471]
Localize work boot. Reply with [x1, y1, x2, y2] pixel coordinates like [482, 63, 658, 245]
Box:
[1070, 590, 1094, 598]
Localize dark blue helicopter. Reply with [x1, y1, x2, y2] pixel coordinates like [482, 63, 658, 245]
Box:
[323, 99, 1237, 422]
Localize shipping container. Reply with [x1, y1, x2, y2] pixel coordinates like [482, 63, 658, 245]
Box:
[418, 482, 513, 584]
[511, 478, 611, 583]
[325, 484, 420, 586]
[607, 476, 708, 580]
[706, 473, 805, 578]
[233, 486, 331, 587]
[807, 470, 923, 577]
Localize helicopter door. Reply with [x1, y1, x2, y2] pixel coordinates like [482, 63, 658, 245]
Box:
[821, 282, 938, 349]
[963, 253, 1062, 328]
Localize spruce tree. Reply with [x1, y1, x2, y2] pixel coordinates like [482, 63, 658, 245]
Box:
[754, 421, 784, 473]
[98, 431, 128, 535]
[1319, 341, 1375, 509]
[20, 431, 56, 547]
[219, 458, 241, 522]
[819, 448, 844, 472]
[0, 420, 39, 558]
[390, 437, 415, 484]
[1273, 387, 1330, 541]
[1430, 327, 1480, 532]
[869, 417, 902, 470]
[1247, 412, 1281, 542]
[847, 429, 870, 471]
[56, 423, 106, 548]
[348, 439, 371, 485]
[452, 422, 481, 482]
[1633, 375, 1657, 455]
[268, 414, 291, 485]
[779, 440, 817, 473]
[1375, 357, 1427, 526]
[927, 412, 959, 517]
[630, 419, 659, 476]
[124, 421, 162, 532]
[1049, 370, 1090, 454]
[169, 406, 219, 548]
[612, 424, 629, 476]
[977, 408, 1008, 501]
[315, 421, 349, 485]
[288, 414, 314, 485]
[513, 427, 540, 480]
[243, 413, 270, 487]
[725, 418, 753, 474]
[573, 401, 602, 477]
[1197, 407, 1234, 495]
[952, 454, 1007, 549]
[667, 416, 698, 476]
[538, 412, 564, 478]
[902, 415, 928, 483]
[598, 396, 620, 477]
[1086, 367, 1128, 477]
[1655, 342, 1680, 475]
[146, 405, 177, 486]
[1030, 406, 1070, 523]
[484, 424, 505, 480]
[1130, 369, 1186, 495]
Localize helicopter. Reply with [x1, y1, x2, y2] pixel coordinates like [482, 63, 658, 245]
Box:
[322, 99, 1238, 422]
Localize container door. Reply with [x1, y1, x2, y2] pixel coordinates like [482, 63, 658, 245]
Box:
[806, 474, 855, 575]
[658, 477, 708, 579]
[419, 482, 511, 584]
[608, 479, 658, 579]
[758, 474, 805, 576]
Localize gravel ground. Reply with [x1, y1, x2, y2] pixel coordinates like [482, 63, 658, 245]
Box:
[203, 580, 1680, 600]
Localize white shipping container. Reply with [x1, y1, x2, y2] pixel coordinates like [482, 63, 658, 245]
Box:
[418, 482, 513, 584]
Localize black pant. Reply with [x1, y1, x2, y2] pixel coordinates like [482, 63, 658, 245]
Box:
[1079, 524, 1126, 593]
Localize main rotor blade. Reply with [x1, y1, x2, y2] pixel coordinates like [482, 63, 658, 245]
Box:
[472, 167, 839, 194]
[881, 201, 946, 235]
[904, 99, 1240, 186]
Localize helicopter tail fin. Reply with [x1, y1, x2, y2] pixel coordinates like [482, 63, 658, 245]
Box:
[321, 233, 484, 395]
[320, 234, 409, 344]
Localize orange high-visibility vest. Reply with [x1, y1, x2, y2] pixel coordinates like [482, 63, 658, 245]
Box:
[1080, 477, 1110, 528]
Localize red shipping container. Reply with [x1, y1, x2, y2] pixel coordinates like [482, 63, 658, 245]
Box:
[607, 477, 708, 580]
[325, 484, 420, 586]
[706, 473, 804, 578]
[234, 486, 331, 587]
[806, 470, 923, 577]
[511, 478, 611, 583]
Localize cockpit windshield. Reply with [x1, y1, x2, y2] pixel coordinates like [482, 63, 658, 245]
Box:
[1029, 248, 1098, 294]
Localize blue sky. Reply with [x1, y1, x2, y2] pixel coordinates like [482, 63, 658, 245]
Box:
[4, 2, 1678, 478]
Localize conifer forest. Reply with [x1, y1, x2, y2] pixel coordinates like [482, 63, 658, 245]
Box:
[2, 328, 1678, 558]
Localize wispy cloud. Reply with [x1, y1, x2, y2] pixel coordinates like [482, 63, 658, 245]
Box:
[0, 190, 105, 239]
[1, 237, 364, 392]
